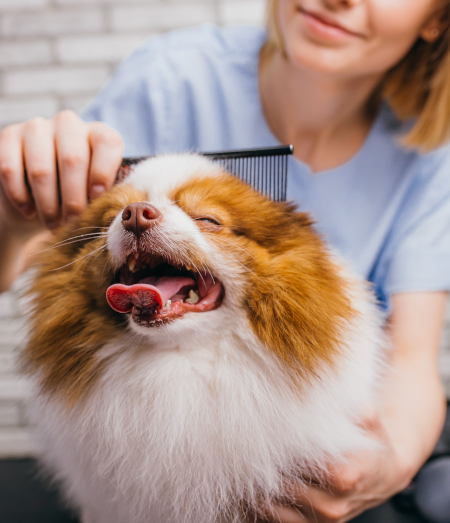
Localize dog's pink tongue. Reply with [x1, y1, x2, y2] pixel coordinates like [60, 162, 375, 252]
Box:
[106, 276, 195, 314]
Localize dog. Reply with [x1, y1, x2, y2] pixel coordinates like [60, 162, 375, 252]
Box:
[23, 154, 386, 523]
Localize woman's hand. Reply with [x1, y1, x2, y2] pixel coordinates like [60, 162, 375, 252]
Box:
[0, 110, 124, 292]
[0, 110, 123, 235]
[260, 418, 411, 523]
[251, 292, 448, 523]
[251, 413, 412, 523]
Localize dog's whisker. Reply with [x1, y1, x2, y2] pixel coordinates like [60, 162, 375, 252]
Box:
[200, 261, 215, 285]
[181, 252, 207, 287]
[101, 257, 112, 278]
[48, 245, 108, 272]
[216, 236, 261, 265]
[83, 244, 109, 275]
[220, 252, 268, 288]
[69, 245, 108, 281]
[69, 226, 109, 233]
[37, 236, 107, 254]
[30, 234, 108, 256]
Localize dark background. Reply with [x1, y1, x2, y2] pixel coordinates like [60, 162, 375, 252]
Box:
[0, 458, 425, 523]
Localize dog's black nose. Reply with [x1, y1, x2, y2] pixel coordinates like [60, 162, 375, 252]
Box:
[122, 202, 161, 237]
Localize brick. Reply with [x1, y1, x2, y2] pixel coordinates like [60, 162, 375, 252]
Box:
[0, 0, 49, 11]
[4, 66, 110, 95]
[0, 292, 17, 318]
[0, 353, 18, 376]
[0, 427, 38, 457]
[56, 33, 149, 64]
[0, 402, 21, 426]
[0, 96, 58, 128]
[55, 0, 160, 4]
[0, 377, 31, 401]
[0, 40, 52, 68]
[441, 324, 450, 350]
[440, 353, 450, 378]
[0, 318, 27, 351]
[1, 9, 104, 37]
[218, 0, 266, 25]
[61, 94, 96, 114]
[111, 3, 216, 31]
[165, 0, 220, 5]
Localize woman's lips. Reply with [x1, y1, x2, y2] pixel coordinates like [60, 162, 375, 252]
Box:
[297, 8, 363, 41]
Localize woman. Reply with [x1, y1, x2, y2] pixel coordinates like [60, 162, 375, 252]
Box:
[1, 1, 450, 521]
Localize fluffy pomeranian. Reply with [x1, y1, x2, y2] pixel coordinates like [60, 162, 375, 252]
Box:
[23, 154, 386, 523]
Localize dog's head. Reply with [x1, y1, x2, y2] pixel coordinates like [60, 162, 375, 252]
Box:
[24, 154, 354, 404]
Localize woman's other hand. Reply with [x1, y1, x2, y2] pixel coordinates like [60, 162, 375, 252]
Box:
[259, 424, 409, 523]
[0, 110, 123, 235]
[250, 292, 448, 523]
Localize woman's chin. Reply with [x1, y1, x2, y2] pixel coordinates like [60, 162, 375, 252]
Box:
[280, 30, 366, 78]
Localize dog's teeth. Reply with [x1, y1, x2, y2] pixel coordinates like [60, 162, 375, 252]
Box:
[165, 300, 172, 311]
[128, 256, 137, 272]
[186, 290, 199, 304]
[134, 252, 139, 260]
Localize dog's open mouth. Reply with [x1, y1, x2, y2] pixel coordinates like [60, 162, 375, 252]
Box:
[106, 252, 223, 326]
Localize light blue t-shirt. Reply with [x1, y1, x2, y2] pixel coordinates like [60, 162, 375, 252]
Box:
[82, 24, 450, 310]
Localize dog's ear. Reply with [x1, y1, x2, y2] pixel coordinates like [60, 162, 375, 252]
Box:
[245, 221, 355, 377]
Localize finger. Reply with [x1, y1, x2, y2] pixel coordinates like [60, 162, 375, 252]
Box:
[269, 503, 308, 522]
[357, 408, 383, 434]
[88, 123, 124, 199]
[23, 118, 60, 229]
[0, 124, 35, 217]
[246, 503, 308, 523]
[54, 110, 90, 221]
[288, 485, 353, 523]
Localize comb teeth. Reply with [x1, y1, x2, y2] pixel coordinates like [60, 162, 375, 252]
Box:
[117, 145, 293, 202]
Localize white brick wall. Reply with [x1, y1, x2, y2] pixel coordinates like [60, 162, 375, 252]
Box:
[0, 96, 58, 126]
[0, 0, 49, 10]
[0, 0, 265, 457]
[5, 65, 111, 95]
[0, 288, 36, 458]
[56, 33, 151, 63]
[0, 0, 265, 126]
[0, 40, 52, 67]
[110, 3, 217, 31]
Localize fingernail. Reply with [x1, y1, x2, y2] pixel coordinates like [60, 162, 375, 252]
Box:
[90, 184, 106, 199]
[19, 204, 35, 217]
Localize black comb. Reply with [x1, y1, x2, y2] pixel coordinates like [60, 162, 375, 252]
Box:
[117, 145, 293, 202]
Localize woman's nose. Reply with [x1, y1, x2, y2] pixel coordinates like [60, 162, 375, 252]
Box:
[121, 202, 161, 238]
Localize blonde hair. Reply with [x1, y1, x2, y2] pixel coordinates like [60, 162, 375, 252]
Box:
[265, 0, 450, 152]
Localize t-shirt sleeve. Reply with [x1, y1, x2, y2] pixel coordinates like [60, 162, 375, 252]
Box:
[376, 149, 450, 304]
[81, 36, 171, 157]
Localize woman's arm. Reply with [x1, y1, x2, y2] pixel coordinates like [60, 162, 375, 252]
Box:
[261, 291, 448, 523]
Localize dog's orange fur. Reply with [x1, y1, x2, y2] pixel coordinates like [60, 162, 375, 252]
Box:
[23, 185, 147, 406]
[24, 173, 354, 407]
[172, 175, 355, 375]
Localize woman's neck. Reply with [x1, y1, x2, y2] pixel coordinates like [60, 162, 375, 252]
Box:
[259, 48, 384, 172]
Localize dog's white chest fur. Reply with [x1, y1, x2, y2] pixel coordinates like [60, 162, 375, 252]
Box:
[30, 286, 385, 523]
